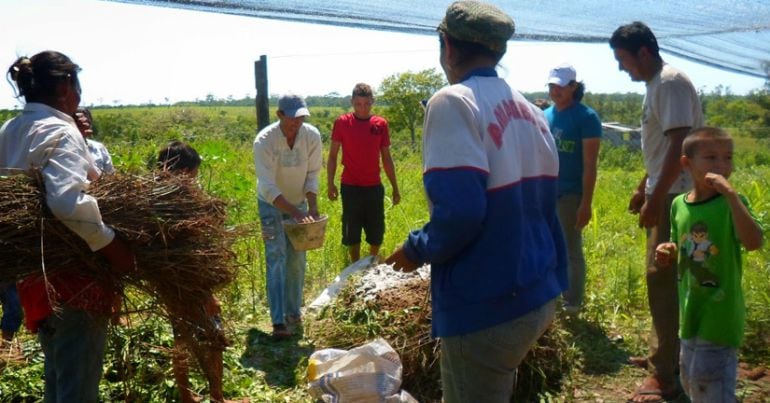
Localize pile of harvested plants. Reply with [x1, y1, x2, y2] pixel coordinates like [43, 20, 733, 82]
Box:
[0, 172, 238, 348]
[307, 267, 576, 401]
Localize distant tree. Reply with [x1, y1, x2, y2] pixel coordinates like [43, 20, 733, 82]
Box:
[379, 69, 445, 146]
[763, 60, 770, 92]
[306, 94, 349, 108]
[582, 93, 643, 126]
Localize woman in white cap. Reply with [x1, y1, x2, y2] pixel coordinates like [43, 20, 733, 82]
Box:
[386, 1, 566, 401]
[544, 63, 602, 316]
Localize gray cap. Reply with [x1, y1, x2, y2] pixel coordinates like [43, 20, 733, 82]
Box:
[438, 0, 515, 54]
[278, 94, 310, 118]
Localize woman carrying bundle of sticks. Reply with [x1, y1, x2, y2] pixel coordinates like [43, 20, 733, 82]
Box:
[0, 50, 135, 402]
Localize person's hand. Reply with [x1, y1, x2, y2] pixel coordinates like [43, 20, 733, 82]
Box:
[392, 189, 401, 206]
[704, 173, 734, 195]
[293, 210, 315, 224]
[655, 242, 677, 268]
[327, 183, 338, 201]
[575, 201, 591, 230]
[73, 111, 93, 138]
[628, 189, 645, 215]
[98, 236, 136, 275]
[384, 246, 420, 273]
[638, 196, 662, 229]
[308, 206, 321, 220]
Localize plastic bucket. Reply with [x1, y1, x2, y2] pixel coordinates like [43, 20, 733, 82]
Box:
[282, 215, 328, 251]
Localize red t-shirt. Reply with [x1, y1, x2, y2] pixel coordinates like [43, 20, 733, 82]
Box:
[17, 270, 115, 333]
[331, 113, 390, 186]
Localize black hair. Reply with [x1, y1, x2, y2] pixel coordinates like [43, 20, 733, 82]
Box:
[609, 21, 661, 60]
[6, 51, 80, 103]
[352, 83, 373, 98]
[157, 140, 201, 172]
[682, 126, 732, 158]
[690, 221, 708, 234]
[572, 81, 586, 102]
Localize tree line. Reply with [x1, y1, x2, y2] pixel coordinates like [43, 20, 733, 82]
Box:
[1, 68, 768, 145]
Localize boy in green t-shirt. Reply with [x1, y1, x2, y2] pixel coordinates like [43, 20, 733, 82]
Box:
[655, 127, 763, 402]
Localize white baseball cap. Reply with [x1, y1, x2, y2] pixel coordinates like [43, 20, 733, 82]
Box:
[547, 63, 577, 87]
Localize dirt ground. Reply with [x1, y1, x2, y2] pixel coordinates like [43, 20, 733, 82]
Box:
[562, 363, 770, 402]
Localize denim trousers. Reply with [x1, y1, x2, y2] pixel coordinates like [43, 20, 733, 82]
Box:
[680, 337, 737, 402]
[0, 282, 22, 334]
[38, 306, 108, 403]
[557, 194, 586, 308]
[439, 299, 557, 403]
[258, 199, 307, 325]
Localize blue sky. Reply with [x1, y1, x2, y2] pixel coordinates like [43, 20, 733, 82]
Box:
[0, 0, 765, 109]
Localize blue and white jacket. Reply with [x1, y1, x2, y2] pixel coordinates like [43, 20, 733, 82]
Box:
[402, 69, 568, 337]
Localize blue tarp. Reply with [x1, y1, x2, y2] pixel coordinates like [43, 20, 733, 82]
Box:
[112, 0, 770, 78]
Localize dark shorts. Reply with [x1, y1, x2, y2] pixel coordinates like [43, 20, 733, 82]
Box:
[341, 183, 385, 246]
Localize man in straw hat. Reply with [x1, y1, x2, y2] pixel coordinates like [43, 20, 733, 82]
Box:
[386, 2, 567, 401]
[253, 93, 323, 340]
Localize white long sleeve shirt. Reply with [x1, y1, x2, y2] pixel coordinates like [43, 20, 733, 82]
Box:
[253, 121, 322, 205]
[0, 103, 114, 251]
[87, 138, 115, 176]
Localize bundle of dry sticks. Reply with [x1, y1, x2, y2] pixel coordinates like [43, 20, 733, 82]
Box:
[0, 172, 239, 347]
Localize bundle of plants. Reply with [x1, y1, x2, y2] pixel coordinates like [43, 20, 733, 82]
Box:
[307, 267, 576, 402]
[0, 173, 237, 347]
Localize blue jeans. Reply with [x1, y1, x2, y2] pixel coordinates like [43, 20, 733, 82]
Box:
[258, 199, 307, 325]
[557, 194, 586, 308]
[38, 306, 109, 403]
[680, 337, 737, 402]
[0, 282, 22, 335]
[439, 299, 557, 403]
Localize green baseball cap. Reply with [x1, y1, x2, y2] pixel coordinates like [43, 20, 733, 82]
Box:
[438, 0, 515, 54]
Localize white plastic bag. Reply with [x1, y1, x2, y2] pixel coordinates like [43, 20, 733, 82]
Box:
[307, 338, 418, 403]
[307, 256, 376, 311]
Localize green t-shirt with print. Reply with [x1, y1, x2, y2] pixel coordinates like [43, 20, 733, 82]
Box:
[670, 193, 757, 347]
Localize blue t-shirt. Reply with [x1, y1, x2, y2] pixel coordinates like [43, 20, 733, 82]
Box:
[544, 103, 602, 195]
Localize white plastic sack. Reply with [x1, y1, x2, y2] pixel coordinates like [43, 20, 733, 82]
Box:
[307, 255, 376, 311]
[307, 338, 418, 403]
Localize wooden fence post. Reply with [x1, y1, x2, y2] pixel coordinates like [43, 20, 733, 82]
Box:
[255, 55, 269, 132]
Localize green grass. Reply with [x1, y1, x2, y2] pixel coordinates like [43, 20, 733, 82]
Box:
[1, 105, 769, 401]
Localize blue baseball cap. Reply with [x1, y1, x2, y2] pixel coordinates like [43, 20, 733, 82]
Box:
[278, 94, 310, 118]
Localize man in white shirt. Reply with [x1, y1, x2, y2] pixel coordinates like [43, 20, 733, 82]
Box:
[253, 94, 322, 339]
[611, 21, 704, 403]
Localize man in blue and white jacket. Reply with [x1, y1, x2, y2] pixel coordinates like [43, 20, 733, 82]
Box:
[385, 2, 567, 402]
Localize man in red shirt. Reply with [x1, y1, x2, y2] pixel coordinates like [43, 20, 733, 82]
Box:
[327, 83, 400, 262]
